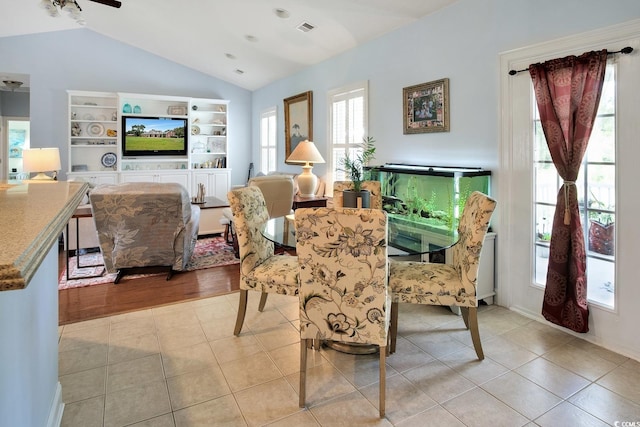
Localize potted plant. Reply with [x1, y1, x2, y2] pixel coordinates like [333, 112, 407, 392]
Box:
[339, 136, 376, 208]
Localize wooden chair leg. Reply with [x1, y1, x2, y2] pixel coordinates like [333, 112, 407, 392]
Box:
[390, 302, 399, 354]
[379, 345, 386, 418]
[299, 339, 308, 408]
[233, 290, 248, 336]
[258, 292, 268, 312]
[460, 305, 470, 329]
[463, 307, 484, 360]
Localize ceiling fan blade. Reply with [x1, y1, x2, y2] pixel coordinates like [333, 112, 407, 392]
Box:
[87, 0, 122, 8]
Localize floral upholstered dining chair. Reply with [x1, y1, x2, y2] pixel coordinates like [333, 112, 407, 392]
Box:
[295, 207, 389, 418]
[228, 186, 299, 336]
[332, 180, 382, 209]
[388, 191, 496, 360]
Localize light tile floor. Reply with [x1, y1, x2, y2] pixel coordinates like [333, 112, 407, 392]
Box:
[58, 293, 640, 426]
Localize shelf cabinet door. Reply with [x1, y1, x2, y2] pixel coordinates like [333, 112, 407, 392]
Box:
[67, 172, 118, 186]
[192, 170, 230, 201]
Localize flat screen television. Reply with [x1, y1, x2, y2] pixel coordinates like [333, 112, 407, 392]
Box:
[121, 116, 188, 157]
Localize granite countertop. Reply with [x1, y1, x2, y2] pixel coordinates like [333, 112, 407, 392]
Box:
[0, 180, 88, 291]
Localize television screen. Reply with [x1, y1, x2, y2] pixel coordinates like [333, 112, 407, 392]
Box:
[122, 116, 188, 156]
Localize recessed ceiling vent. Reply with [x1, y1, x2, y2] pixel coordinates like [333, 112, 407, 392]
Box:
[234, 69, 245, 75]
[296, 22, 315, 33]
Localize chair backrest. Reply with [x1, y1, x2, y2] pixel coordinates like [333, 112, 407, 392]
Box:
[451, 191, 496, 293]
[332, 180, 382, 209]
[295, 207, 389, 346]
[227, 186, 274, 277]
[89, 182, 196, 271]
[248, 175, 295, 218]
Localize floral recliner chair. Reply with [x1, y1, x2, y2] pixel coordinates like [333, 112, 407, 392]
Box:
[89, 182, 200, 283]
[295, 207, 389, 418]
[388, 191, 496, 360]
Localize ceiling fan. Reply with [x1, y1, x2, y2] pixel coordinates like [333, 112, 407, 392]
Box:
[87, 0, 121, 7]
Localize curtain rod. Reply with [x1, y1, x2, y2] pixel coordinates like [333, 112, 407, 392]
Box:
[508, 46, 634, 76]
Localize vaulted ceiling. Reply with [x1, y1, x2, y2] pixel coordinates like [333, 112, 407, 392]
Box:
[1, 0, 458, 90]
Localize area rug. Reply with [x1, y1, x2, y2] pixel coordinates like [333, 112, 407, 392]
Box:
[59, 236, 239, 290]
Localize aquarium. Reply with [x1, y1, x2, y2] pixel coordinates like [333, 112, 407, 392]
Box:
[366, 163, 491, 253]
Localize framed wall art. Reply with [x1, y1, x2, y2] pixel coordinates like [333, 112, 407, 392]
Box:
[403, 78, 449, 134]
[284, 91, 313, 163]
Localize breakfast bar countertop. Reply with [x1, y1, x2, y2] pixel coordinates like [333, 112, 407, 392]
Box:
[0, 180, 88, 291]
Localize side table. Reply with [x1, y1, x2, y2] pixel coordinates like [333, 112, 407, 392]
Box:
[192, 196, 230, 236]
[292, 195, 328, 210]
[66, 206, 105, 280]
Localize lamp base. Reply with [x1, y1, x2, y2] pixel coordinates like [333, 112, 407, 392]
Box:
[30, 172, 54, 180]
[297, 164, 318, 197]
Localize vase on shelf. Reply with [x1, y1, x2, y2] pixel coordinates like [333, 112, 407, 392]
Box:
[122, 103, 132, 113]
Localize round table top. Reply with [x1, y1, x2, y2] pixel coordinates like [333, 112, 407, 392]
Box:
[262, 215, 457, 257]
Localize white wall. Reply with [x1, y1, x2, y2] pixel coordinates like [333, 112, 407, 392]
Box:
[0, 29, 252, 185]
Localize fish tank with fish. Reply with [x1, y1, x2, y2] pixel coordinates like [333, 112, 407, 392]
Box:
[366, 164, 491, 254]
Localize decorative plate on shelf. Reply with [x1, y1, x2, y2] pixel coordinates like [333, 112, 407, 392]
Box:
[101, 152, 117, 168]
[88, 122, 105, 136]
[191, 125, 200, 135]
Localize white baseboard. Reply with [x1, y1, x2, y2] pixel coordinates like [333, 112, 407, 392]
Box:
[46, 382, 65, 427]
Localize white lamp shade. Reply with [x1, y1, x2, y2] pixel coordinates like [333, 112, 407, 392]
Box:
[286, 140, 325, 164]
[23, 148, 61, 180]
[286, 140, 325, 197]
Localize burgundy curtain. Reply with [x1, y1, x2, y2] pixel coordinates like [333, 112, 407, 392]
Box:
[529, 50, 607, 333]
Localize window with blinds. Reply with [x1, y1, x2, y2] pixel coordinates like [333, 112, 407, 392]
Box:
[328, 82, 368, 189]
[260, 107, 277, 174]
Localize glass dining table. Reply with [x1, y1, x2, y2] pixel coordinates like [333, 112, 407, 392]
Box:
[261, 214, 458, 355]
[261, 214, 458, 260]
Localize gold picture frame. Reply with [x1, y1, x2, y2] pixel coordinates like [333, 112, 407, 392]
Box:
[284, 91, 313, 164]
[403, 78, 449, 134]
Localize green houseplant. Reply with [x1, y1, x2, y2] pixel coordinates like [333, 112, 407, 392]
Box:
[339, 137, 376, 207]
[340, 136, 376, 192]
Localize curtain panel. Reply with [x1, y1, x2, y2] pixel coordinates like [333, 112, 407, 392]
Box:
[529, 50, 607, 333]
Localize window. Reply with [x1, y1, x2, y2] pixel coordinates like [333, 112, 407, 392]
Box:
[328, 82, 368, 189]
[533, 63, 616, 308]
[259, 107, 277, 174]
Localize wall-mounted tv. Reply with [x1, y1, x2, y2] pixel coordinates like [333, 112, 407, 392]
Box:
[122, 116, 188, 157]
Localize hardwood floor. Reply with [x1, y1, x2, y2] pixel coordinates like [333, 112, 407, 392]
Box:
[58, 247, 240, 325]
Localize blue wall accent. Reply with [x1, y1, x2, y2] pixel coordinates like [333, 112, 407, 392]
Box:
[0, 29, 252, 184]
[251, 0, 640, 184]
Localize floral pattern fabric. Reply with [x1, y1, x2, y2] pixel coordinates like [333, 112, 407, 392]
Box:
[228, 186, 299, 295]
[389, 192, 496, 307]
[90, 182, 200, 273]
[295, 207, 389, 346]
[332, 181, 382, 209]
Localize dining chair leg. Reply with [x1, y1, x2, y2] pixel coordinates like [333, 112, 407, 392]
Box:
[379, 345, 386, 418]
[233, 290, 248, 336]
[258, 292, 268, 312]
[299, 339, 308, 408]
[460, 305, 470, 329]
[390, 302, 399, 354]
[463, 307, 484, 360]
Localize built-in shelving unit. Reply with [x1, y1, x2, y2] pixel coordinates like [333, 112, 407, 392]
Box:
[66, 90, 231, 200]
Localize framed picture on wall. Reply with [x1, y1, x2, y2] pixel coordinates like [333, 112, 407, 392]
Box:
[403, 78, 449, 134]
[284, 91, 313, 164]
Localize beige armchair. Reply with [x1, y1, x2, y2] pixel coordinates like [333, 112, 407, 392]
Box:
[248, 174, 296, 218]
[90, 182, 200, 284]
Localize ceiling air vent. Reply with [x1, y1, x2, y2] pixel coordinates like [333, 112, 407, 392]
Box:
[296, 22, 315, 33]
[234, 69, 244, 75]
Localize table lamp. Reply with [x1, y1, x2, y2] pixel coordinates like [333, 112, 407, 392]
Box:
[22, 147, 61, 180]
[286, 140, 325, 197]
